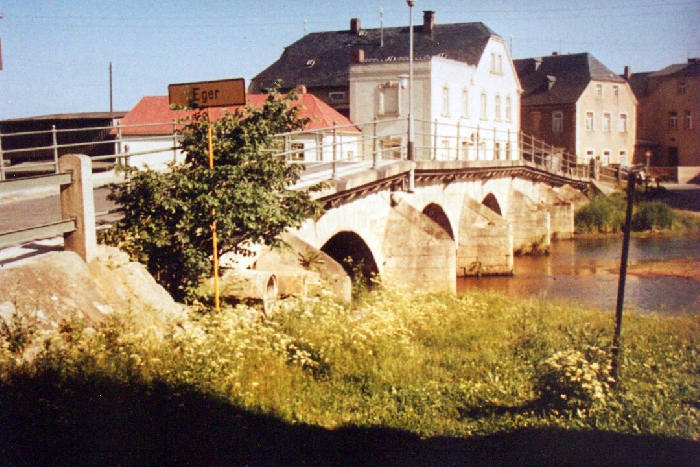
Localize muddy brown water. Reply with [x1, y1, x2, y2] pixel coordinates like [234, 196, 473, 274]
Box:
[458, 235, 700, 315]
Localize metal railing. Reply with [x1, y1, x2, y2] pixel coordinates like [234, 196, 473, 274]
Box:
[0, 117, 598, 183]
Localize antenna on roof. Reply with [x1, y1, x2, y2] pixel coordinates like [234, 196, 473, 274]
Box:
[304, 19, 308, 35]
[510, 36, 513, 57]
[380, 9, 384, 47]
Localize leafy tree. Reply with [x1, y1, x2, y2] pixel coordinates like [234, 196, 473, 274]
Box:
[101, 86, 323, 302]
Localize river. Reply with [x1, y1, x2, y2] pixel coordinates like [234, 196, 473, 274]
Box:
[458, 235, 700, 315]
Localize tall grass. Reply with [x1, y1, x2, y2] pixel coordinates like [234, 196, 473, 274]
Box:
[1, 286, 697, 442]
[576, 194, 700, 234]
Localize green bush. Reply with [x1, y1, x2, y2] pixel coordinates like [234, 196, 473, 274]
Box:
[100, 85, 323, 302]
[575, 195, 626, 233]
[632, 201, 675, 231]
[534, 347, 612, 415]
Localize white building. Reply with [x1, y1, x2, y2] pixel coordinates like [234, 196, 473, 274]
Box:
[116, 90, 361, 171]
[349, 34, 521, 162]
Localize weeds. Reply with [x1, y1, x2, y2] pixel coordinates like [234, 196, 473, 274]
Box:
[0, 288, 698, 442]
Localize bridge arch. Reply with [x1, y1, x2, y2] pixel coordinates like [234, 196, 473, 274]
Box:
[321, 231, 379, 282]
[482, 193, 502, 216]
[422, 203, 455, 240]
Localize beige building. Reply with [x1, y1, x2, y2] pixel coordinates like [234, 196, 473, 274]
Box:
[628, 58, 700, 183]
[515, 53, 637, 167]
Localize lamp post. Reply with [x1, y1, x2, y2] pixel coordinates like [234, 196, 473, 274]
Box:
[406, 0, 416, 192]
[645, 150, 651, 174]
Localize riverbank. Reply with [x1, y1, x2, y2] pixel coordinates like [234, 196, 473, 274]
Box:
[1, 287, 698, 465]
[628, 258, 700, 280]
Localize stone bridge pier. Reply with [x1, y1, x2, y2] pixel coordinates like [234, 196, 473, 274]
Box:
[288, 167, 587, 294]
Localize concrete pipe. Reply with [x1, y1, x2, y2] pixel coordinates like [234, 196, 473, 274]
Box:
[220, 270, 278, 315]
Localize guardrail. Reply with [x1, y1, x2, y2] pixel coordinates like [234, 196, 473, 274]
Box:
[1, 117, 598, 182]
[0, 154, 96, 262]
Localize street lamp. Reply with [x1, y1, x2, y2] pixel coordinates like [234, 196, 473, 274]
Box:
[406, 0, 415, 192]
[645, 150, 652, 174]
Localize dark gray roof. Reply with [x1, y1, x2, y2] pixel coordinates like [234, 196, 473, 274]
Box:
[514, 53, 625, 106]
[252, 22, 499, 90]
[651, 59, 700, 79]
[623, 59, 700, 99]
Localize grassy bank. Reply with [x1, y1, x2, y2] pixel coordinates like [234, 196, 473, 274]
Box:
[575, 191, 700, 235]
[1, 288, 698, 464]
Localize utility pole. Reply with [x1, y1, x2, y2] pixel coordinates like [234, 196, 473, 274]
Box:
[109, 62, 114, 112]
[0, 13, 4, 71]
[610, 167, 641, 382]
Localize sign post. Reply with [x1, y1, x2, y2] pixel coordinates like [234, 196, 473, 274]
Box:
[168, 78, 246, 311]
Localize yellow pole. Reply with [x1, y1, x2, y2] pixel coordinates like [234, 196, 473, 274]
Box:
[208, 117, 220, 312]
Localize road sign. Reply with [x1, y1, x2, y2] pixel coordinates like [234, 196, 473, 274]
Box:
[168, 78, 246, 109]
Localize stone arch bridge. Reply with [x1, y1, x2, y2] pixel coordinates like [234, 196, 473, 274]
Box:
[289, 159, 591, 293]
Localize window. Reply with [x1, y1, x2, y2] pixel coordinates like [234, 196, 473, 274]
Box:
[585, 149, 595, 163]
[490, 53, 503, 74]
[603, 113, 611, 132]
[480, 92, 488, 120]
[494, 95, 501, 120]
[619, 150, 628, 166]
[613, 85, 619, 97]
[552, 110, 563, 133]
[328, 92, 346, 103]
[669, 111, 678, 130]
[494, 142, 501, 160]
[602, 150, 611, 166]
[461, 89, 469, 118]
[506, 141, 512, 160]
[678, 81, 686, 94]
[378, 83, 399, 116]
[685, 110, 693, 130]
[595, 83, 603, 97]
[442, 85, 450, 116]
[619, 113, 628, 132]
[585, 111, 594, 131]
[505, 96, 512, 121]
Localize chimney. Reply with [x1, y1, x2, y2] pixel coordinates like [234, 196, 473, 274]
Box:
[689, 58, 700, 64]
[351, 49, 365, 64]
[350, 18, 361, 35]
[295, 84, 307, 95]
[423, 11, 435, 33]
[552, 51, 559, 56]
[623, 65, 631, 80]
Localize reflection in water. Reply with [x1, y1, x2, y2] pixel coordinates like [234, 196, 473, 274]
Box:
[458, 236, 700, 315]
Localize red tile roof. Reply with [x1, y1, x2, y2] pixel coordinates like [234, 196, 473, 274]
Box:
[118, 92, 358, 136]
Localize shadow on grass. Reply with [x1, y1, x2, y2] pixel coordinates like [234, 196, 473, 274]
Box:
[1, 372, 698, 467]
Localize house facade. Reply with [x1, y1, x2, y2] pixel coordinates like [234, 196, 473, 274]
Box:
[628, 58, 700, 182]
[349, 36, 521, 161]
[117, 90, 360, 170]
[252, 11, 521, 161]
[515, 53, 636, 167]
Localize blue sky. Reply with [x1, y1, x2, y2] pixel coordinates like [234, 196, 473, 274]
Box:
[0, 0, 698, 120]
